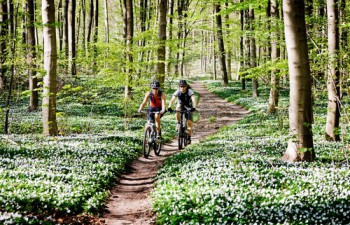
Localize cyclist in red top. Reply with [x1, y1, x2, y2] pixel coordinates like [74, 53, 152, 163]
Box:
[138, 80, 166, 138]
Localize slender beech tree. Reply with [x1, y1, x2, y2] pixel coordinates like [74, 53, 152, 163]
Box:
[42, 0, 58, 136]
[92, 0, 98, 71]
[68, 0, 76, 75]
[124, 0, 133, 99]
[214, 2, 228, 86]
[103, 0, 109, 43]
[239, 0, 245, 90]
[63, 0, 68, 58]
[81, 0, 86, 53]
[27, 0, 39, 111]
[156, 0, 167, 85]
[267, 0, 280, 114]
[325, 0, 341, 141]
[249, 6, 258, 97]
[225, 2, 232, 80]
[86, 0, 93, 44]
[0, 0, 8, 90]
[167, 0, 174, 76]
[58, 0, 63, 51]
[282, 0, 314, 162]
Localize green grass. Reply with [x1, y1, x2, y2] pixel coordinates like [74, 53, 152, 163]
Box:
[152, 80, 350, 225]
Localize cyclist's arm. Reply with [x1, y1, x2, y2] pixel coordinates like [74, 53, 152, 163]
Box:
[138, 92, 150, 111]
[168, 95, 176, 108]
[191, 95, 197, 108]
[161, 93, 166, 113]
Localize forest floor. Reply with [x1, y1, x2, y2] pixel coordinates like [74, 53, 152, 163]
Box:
[98, 81, 250, 225]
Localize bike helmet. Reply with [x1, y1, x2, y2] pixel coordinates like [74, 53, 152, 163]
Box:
[151, 80, 160, 89]
[179, 80, 188, 86]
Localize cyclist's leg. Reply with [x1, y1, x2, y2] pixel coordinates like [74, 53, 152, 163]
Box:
[187, 111, 193, 137]
[155, 113, 161, 134]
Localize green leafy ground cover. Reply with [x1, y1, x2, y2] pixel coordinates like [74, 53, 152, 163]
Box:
[0, 76, 178, 224]
[152, 81, 350, 224]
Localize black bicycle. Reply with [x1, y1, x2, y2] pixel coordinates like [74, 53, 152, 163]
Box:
[140, 111, 163, 158]
[169, 106, 192, 150]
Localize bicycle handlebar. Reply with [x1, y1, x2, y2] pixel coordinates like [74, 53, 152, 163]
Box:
[138, 110, 166, 115]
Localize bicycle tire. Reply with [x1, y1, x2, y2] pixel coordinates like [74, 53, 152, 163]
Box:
[184, 132, 188, 147]
[143, 126, 152, 158]
[154, 130, 162, 156]
[178, 127, 183, 150]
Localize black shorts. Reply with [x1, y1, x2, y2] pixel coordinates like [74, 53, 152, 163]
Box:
[148, 107, 162, 122]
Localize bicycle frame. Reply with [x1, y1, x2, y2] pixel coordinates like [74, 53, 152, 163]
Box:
[140, 111, 162, 158]
[175, 106, 191, 150]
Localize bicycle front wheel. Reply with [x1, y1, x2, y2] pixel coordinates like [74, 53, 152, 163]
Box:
[143, 127, 152, 158]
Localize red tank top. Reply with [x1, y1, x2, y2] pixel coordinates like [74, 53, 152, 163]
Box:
[149, 91, 162, 108]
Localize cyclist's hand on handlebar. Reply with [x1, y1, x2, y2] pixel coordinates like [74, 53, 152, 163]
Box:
[191, 108, 196, 112]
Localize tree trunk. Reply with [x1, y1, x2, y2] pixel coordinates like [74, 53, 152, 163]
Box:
[104, 0, 109, 43]
[156, 0, 167, 85]
[0, 0, 8, 90]
[27, 0, 39, 111]
[63, 0, 69, 58]
[249, 6, 258, 97]
[325, 0, 341, 141]
[91, 0, 98, 71]
[282, 0, 314, 162]
[215, 3, 228, 86]
[68, 0, 76, 75]
[42, 0, 58, 136]
[225, 2, 231, 80]
[167, 0, 174, 76]
[81, 0, 86, 53]
[124, 0, 133, 99]
[267, 0, 280, 114]
[86, 0, 93, 43]
[58, 0, 63, 51]
[239, 1, 245, 90]
[175, 0, 183, 77]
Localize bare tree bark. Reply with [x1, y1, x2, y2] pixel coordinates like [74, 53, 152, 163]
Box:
[214, 2, 228, 86]
[27, 0, 39, 111]
[91, 0, 98, 71]
[57, 0, 63, 51]
[68, 0, 76, 75]
[239, 0, 245, 90]
[42, 0, 58, 136]
[124, 0, 133, 98]
[156, 0, 167, 85]
[282, 0, 314, 162]
[249, 6, 258, 97]
[0, 0, 8, 90]
[267, 0, 280, 114]
[104, 0, 109, 43]
[325, 0, 341, 141]
[86, 0, 93, 43]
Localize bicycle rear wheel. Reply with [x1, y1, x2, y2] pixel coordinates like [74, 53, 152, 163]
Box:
[154, 130, 162, 156]
[143, 127, 152, 158]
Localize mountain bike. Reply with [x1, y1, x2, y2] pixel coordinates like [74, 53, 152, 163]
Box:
[169, 106, 192, 150]
[140, 111, 164, 158]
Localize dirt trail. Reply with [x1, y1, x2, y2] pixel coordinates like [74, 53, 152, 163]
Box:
[99, 81, 250, 225]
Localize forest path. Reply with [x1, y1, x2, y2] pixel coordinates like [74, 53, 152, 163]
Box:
[99, 81, 250, 225]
